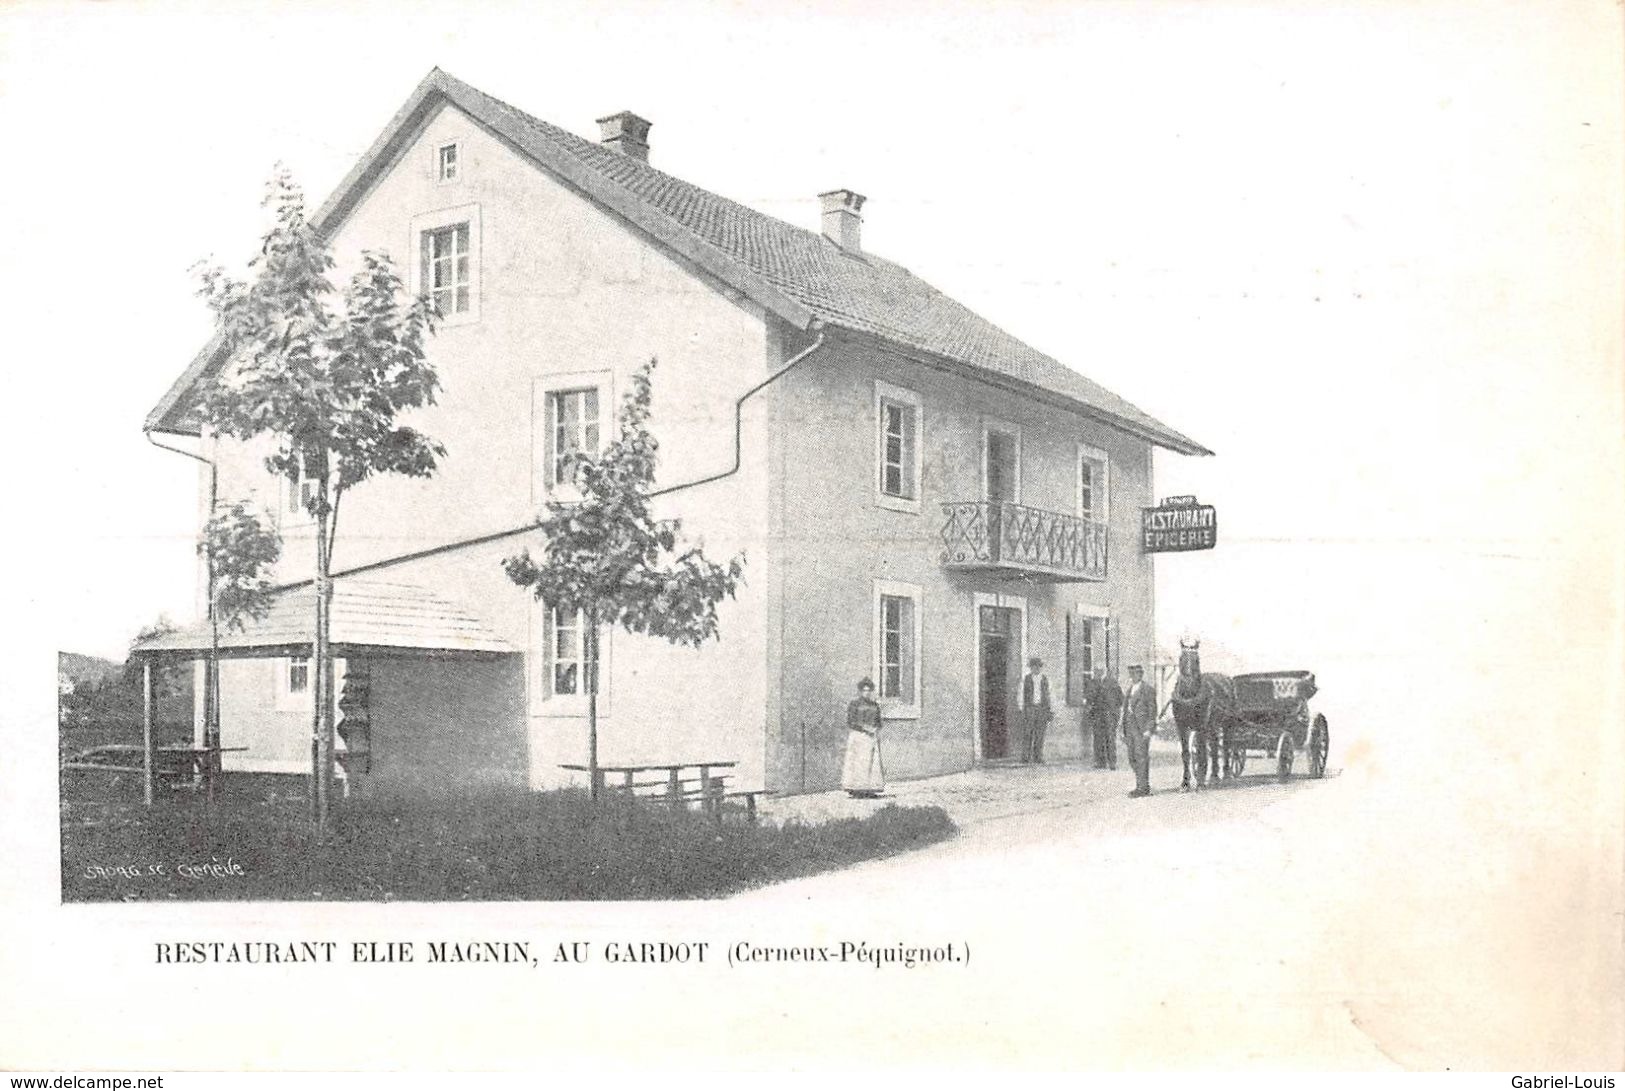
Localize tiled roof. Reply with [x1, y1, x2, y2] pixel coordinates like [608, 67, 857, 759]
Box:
[146, 69, 1209, 455]
[130, 580, 514, 656]
[446, 73, 1208, 454]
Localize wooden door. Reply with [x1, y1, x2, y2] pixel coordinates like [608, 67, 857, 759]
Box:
[979, 606, 1015, 758]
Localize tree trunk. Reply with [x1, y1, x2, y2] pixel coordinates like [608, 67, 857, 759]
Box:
[142, 660, 155, 807]
[311, 503, 334, 834]
[587, 604, 600, 802]
[204, 463, 221, 802]
[206, 580, 221, 801]
[204, 655, 219, 801]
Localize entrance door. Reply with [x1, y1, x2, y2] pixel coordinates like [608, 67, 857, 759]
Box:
[979, 606, 1020, 759]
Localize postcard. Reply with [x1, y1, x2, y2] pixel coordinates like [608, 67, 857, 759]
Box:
[3, 0, 1621, 1074]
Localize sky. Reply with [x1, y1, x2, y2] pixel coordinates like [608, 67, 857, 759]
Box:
[1, 0, 1620, 703]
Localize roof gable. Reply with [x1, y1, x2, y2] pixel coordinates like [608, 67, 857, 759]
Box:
[147, 68, 1210, 456]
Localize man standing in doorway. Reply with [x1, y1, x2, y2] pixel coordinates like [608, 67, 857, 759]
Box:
[1121, 664, 1157, 797]
[1091, 666, 1123, 770]
[1079, 668, 1101, 763]
[1020, 656, 1053, 764]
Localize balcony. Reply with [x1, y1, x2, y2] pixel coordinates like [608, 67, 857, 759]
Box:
[940, 500, 1107, 582]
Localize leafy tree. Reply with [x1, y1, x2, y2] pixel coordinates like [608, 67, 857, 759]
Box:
[201, 502, 282, 634]
[503, 360, 745, 799]
[195, 170, 444, 830]
[194, 502, 281, 796]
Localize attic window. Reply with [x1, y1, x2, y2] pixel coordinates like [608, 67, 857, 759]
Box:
[437, 142, 459, 183]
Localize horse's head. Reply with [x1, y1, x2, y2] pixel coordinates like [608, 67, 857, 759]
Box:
[1178, 638, 1202, 679]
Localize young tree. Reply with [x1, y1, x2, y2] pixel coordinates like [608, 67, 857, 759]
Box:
[503, 360, 745, 800]
[202, 501, 282, 634]
[195, 170, 444, 831]
[196, 501, 282, 798]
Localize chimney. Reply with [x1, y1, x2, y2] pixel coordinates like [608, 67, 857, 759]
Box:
[596, 111, 652, 162]
[819, 189, 866, 253]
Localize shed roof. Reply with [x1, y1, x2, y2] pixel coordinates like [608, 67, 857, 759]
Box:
[146, 68, 1210, 456]
[130, 579, 515, 658]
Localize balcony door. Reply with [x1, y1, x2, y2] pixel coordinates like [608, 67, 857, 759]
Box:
[982, 422, 1021, 505]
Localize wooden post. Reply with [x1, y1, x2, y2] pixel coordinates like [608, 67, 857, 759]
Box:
[141, 660, 155, 807]
[667, 767, 681, 803]
[701, 764, 722, 824]
[586, 607, 600, 802]
[204, 657, 217, 801]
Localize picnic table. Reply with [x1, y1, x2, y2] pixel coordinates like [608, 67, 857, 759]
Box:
[558, 760, 770, 824]
[63, 744, 247, 789]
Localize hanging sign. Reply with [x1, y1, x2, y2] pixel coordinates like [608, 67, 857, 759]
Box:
[1141, 496, 1218, 553]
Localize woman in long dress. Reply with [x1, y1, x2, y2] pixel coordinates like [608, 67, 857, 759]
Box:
[842, 677, 885, 798]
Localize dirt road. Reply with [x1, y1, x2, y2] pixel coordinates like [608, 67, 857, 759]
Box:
[735, 744, 1435, 1068]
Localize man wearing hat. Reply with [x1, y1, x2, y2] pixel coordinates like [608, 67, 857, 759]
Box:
[1089, 665, 1123, 770]
[1019, 656, 1053, 764]
[1120, 664, 1157, 797]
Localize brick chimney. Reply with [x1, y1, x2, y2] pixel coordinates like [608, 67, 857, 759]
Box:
[819, 189, 866, 252]
[596, 111, 652, 162]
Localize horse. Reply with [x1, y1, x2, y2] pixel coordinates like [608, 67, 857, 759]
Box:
[1165, 639, 1237, 789]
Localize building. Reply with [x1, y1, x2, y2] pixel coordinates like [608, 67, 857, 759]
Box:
[134, 69, 1210, 796]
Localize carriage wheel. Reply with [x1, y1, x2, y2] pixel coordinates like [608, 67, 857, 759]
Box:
[1276, 731, 1294, 781]
[1309, 715, 1329, 778]
[1226, 746, 1246, 779]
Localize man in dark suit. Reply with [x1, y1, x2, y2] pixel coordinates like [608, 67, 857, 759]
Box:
[1079, 669, 1102, 763]
[1120, 664, 1157, 797]
[1090, 666, 1123, 770]
[1019, 656, 1053, 764]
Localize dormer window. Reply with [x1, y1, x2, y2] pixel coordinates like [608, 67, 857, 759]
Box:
[436, 142, 459, 183]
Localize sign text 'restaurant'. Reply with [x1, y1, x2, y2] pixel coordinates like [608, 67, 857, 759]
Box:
[1141, 502, 1217, 553]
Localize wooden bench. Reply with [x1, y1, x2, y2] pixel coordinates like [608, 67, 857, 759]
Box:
[63, 745, 247, 791]
[558, 761, 771, 825]
[716, 788, 774, 826]
[639, 785, 775, 826]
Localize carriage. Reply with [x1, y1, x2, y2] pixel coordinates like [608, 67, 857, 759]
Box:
[1169, 642, 1332, 788]
[1219, 670, 1329, 781]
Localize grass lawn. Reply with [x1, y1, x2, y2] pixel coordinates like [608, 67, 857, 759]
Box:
[60, 777, 957, 901]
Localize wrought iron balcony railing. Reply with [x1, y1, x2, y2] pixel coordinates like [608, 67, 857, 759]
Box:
[940, 500, 1107, 582]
